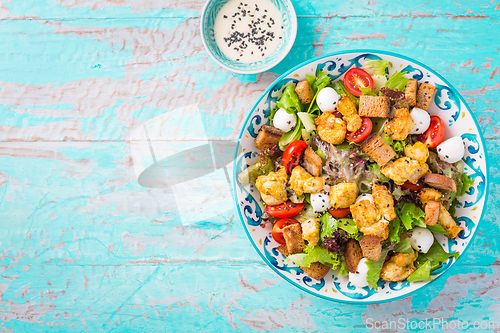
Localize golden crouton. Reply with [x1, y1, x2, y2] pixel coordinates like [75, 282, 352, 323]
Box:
[300, 262, 331, 281]
[282, 223, 306, 254]
[359, 236, 383, 261]
[302, 218, 321, 247]
[345, 239, 363, 273]
[289, 166, 325, 196]
[329, 182, 359, 209]
[295, 80, 315, 104]
[315, 112, 347, 145]
[372, 184, 397, 221]
[384, 108, 415, 141]
[276, 244, 289, 257]
[424, 173, 457, 193]
[303, 146, 323, 177]
[416, 83, 437, 111]
[358, 95, 391, 118]
[405, 79, 418, 106]
[380, 249, 418, 282]
[404, 141, 429, 164]
[361, 133, 396, 166]
[255, 125, 282, 150]
[255, 168, 288, 205]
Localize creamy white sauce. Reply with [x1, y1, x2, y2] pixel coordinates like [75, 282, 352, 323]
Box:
[214, 0, 284, 63]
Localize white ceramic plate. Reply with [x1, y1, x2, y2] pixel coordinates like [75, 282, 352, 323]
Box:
[233, 50, 489, 303]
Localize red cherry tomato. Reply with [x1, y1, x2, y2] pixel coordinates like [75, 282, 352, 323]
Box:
[282, 140, 307, 174]
[346, 117, 373, 143]
[401, 180, 424, 191]
[344, 68, 374, 97]
[418, 115, 445, 148]
[266, 201, 305, 218]
[328, 207, 351, 218]
[272, 218, 300, 244]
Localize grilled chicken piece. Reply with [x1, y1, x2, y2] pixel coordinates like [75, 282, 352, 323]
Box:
[337, 95, 362, 133]
[315, 112, 346, 145]
[380, 249, 418, 282]
[255, 168, 288, 206]
[372, 184, 396, 221]
[384, 108, 415, 141]
[404, 141, 429, 164]
[329, 183, 359, 209]
[381, 157, 429, 185]
[289, 166, 325, 196]
[350, 200, 389, 239]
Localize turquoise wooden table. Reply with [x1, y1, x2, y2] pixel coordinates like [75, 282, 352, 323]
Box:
[0, 0, 499, 331]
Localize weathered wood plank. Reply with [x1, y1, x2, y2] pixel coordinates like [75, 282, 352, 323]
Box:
[0, 15, 498, 141]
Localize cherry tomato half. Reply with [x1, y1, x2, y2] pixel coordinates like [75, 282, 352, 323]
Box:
[282, 140, 307, 174]
[401, 180, 424, 191]
[346, 117, 373, 143]
[272, 218, 300, 244]
[344, 68, 374, 97]
[266, 201, 305, 218]
[418, 115, 445, 148]
[328, 207, 351, 219]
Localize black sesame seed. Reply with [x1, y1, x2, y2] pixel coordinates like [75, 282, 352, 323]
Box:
[445, 155, 449, 158]
[224, 15, 228, 19]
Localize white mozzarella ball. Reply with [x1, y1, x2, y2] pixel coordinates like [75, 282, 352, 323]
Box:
[311, 192, 331, 212]
[437, 136, 465, 163]
[273, 107, 296, 133]
[316, 87, 340, 112]
[409, 107, 431, 134]
[355, 193, 373, 204]
[408, 227, 434, 253]
[349, 258, 370, 288]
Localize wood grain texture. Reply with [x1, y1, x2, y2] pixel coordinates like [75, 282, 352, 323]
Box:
[0, 0, 498, 331]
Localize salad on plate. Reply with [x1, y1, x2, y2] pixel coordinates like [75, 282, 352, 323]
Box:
[238, 58, 474, 288]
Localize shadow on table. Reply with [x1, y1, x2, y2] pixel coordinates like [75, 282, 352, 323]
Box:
[128, 104, 240, 226]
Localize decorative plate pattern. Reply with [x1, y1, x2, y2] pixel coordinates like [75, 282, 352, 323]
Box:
[200, 0, 297, 74]
[232, 50, 489, 304]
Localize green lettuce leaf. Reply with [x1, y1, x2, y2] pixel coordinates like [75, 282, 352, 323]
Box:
[331, 80, 360, 107]
[407, 260, 432, 282]
[396, 201, 426, 230]
[276, 85, 302, 114]
[426, 224, 448, 234]
[294, 203, 319, 223]
[306, 70, 331, 114]
[381, 134, 406, 158]
[286, 245, 341, 268]
[363, 59, 390, 77]
[366, 248, 389, 289]
[458, 172, 475, 196]
[359, 86, 377, 96]
[392, 238, 412, 254]
[237, 155, 273, 186]
[320, 212, 338, 239]
[338, 258, 349, 276]
[416, 240, 459, 271]
[337, 218, 359, 235]
[384, 71, 409, 92]
[388, 217, 402, 243]
[368, 163, 390, 182]
[278, 119, 303, 151]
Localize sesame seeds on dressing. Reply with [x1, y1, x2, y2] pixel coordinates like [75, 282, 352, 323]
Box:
[213, 0, 284, 63]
